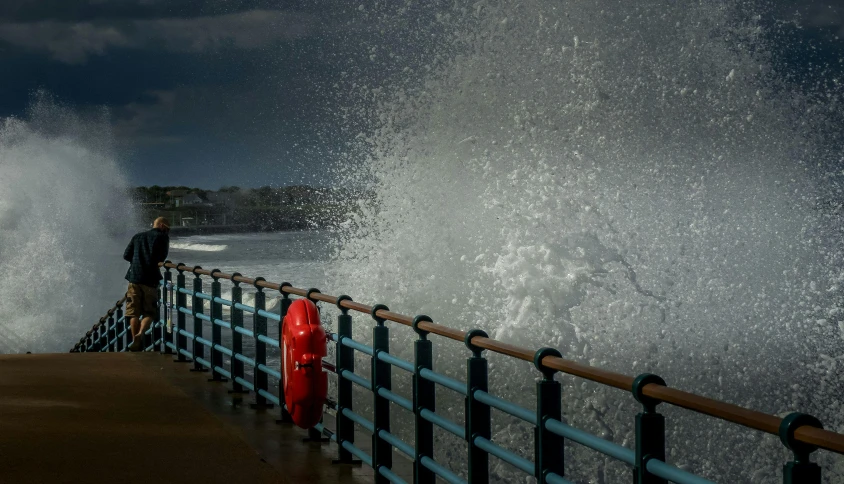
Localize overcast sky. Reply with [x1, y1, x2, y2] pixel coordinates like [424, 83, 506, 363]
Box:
[1, 1, 841, 189]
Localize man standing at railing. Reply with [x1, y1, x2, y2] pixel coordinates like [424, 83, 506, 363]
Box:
[123, 217, 170, 351]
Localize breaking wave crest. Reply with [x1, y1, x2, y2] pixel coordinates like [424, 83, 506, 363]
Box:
[0, 96, 136, 353]
[327, 1, 844, 482]
[170, 242, 229, 252]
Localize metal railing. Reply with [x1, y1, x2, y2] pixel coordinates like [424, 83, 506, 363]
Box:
[70, 261, 844, 484]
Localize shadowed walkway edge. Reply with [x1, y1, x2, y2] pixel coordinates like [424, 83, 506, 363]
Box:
[0, 353, 382, 484]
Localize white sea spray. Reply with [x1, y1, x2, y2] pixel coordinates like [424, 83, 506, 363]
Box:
[0, 96, 136, 353]
[327, 1, 844, 482]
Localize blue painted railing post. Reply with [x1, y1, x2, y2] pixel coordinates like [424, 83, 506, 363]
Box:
[632, 374, 668, 484]
[332, 295, 359, 464]
[412, 315, 435, 484]
[229, 274, 247, 394]
[161, 262, 172, 354]
[780, 413, 823, 484]
[465, 329, 491, 483]
[276, 283, 294, 423]
[251, 278, 272, 408]
[534, 347, 564, 483]
[371, 304, 392, 483]
[174, 264, 190, 362]
[107, 313, 116, 352]
[191, 268, 207, 372]
[209, 270, 226, 382]
[115, 305, 126, 352]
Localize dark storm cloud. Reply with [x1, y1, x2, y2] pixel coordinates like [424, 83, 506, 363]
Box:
[0, 9, 320, 64]
[774, 1, 844, 38]
[1, 1, 840, 188]
[0, 0, 257, 22]
[803, 3, 844, 37]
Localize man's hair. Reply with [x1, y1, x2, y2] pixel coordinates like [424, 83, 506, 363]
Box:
[153, 217, 170, 232]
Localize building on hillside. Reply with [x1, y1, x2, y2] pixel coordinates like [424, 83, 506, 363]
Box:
[205, 191, 238, 209]
[182, 193, 207, 206]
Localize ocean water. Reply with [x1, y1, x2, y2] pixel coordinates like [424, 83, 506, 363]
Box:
[1, 1, 842, 482]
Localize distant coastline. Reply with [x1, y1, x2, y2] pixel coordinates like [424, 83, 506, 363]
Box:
[169, 221, 311, 237]
[134, 185, 370, 235]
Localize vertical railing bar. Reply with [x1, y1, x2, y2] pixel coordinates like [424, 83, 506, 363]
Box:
[98, 322, 107, 352]
[115, 304, 125, 352]
[413, 315, 435, 484]
[160, 261, 173, 355]
[633, 374, 667, 484]
[780, 413, 823, 484]
[332, 295, 361, 464]
[174, 264, 190, 363]
[107, 314, 116, 352]
[534, 347, 564, 483]
[276, 283, 294, 423]
[208, 270, 226, 382]
[229, 274, 248, 395]
[465, 329, 490, 483]
[152, 281, 162, 353]
[302, 288, 330, 442]
[371, 304, 392, 483]
[251, 278, 272, 408]
[190, 268, 208, 373]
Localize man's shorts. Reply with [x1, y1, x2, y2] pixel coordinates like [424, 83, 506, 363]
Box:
[125, 283, 159, 318]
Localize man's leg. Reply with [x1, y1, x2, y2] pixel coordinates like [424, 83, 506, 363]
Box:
[136, 316, 153, 341]
[126, 284, 144, 351]
[128, 317, 144, 350]
[129, 318, 141, 340]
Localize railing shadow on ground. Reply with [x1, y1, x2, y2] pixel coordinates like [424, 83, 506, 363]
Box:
[71, 260, 844, 484]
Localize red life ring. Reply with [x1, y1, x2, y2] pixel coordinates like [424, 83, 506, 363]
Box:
[282, 298, 328, 429]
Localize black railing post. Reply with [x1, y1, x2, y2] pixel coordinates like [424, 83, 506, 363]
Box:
[413, 315, 435, 484]
[151, 292, 162, 352]
[96, 322, 106, 352]
[115, 306, 126, 352]
[174, 264, 190, 362]
[107, 314, 116, 352]
[302, 289, 328, 442]
[161, 262, 173, 354]
[371, 304, 392, 483]
[251, 278, 272, 408]
[191, 268, 207, 372]
[276, 283, 294, 423]
[465, 329, 490, 483]
[632, 374, 668, 484]
[534, 347, 564, 483]
[154, 276, 165, 352]
[332, 295, 359, 464]
[209, 270, 226, 382]
[229, 274, 247, 394]
[780, 413, 823, 484]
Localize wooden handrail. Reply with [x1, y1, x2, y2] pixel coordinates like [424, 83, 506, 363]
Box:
[158, 261, 844, 455]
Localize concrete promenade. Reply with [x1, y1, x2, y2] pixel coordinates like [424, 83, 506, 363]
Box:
[0, 352, 401, 483]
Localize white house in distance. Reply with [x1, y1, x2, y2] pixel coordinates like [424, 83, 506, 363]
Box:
[167, 190, 211, 208]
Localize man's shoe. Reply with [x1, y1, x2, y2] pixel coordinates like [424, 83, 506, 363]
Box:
[128, 338, 143, 352]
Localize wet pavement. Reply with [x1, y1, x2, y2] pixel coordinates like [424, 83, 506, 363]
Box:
[0, 352, 411, 483]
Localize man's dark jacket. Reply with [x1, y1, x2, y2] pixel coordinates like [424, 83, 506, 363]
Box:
[123, 229, 170, 287]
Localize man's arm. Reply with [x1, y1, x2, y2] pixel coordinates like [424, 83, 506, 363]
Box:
[123, 238, 134, 262]
[152, 235, 169, 264]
